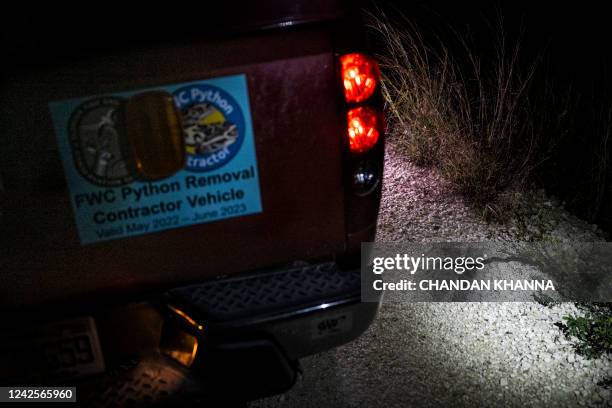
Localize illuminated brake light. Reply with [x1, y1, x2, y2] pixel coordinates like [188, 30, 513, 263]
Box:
[340, 53, 379, 103]
[347, 107, 380, 153]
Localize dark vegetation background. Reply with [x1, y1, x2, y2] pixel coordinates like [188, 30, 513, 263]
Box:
[374, 0, 612, 232]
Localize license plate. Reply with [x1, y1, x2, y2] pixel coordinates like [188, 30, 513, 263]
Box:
[0, 317, 105, 382]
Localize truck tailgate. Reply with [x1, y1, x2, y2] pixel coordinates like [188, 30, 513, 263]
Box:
[0, 26, 347, 308]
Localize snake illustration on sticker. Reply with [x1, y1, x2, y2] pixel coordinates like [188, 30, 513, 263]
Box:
[50, 74, 262, 245]
[175, 84, 245, 172]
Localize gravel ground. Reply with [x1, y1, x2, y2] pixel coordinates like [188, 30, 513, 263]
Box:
[250, 142, 611, 407]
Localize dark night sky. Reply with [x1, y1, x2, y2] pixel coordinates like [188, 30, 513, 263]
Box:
[381, 0, 612, 86]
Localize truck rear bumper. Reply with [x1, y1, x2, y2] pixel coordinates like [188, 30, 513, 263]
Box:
[138, 261, 380, 400]
[164, 261, 380, 360]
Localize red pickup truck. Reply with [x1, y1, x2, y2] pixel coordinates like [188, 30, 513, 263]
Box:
[0, 1, 384, 404]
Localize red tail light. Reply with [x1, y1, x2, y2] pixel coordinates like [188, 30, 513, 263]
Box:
[347, 107, 381, 154]
[340, 53, 379, 103]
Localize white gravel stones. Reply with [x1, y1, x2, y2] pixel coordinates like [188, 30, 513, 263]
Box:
[251, 140, 610, 408]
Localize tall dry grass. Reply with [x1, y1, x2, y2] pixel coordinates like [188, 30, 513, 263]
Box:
[367, 10, 555, 220]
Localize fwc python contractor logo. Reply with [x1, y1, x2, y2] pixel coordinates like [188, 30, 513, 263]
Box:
[51, 74, 262, 245]
[173, 84, 246, 172]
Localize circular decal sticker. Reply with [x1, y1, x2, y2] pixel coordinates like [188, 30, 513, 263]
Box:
[68, 97, 134, 187]
[173, 84, 246, 172]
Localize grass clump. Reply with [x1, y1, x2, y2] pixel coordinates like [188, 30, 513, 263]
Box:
[366, 10, 558, 220]
[555, 303, 612, 359]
